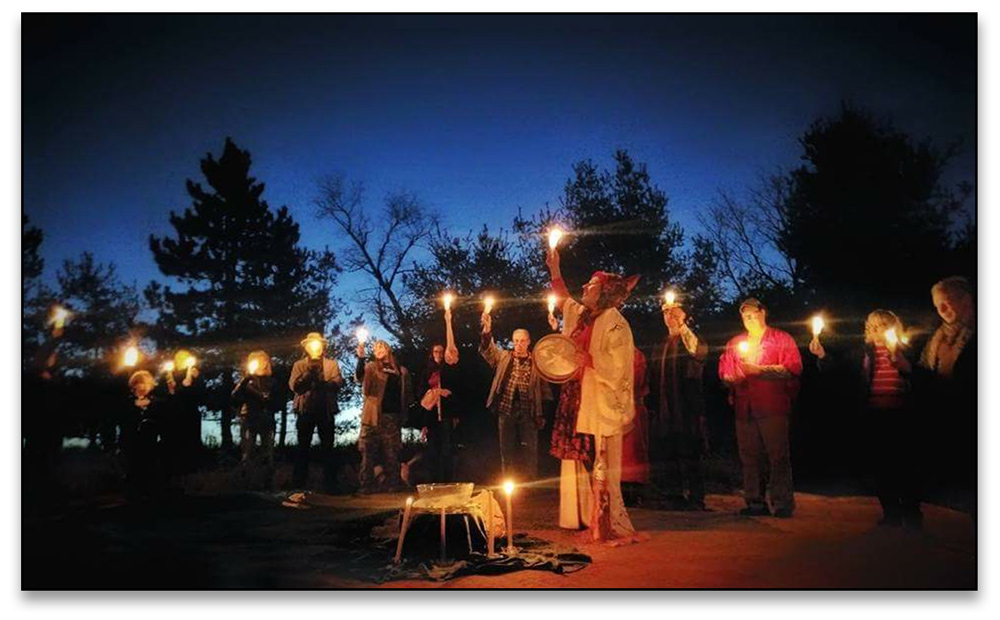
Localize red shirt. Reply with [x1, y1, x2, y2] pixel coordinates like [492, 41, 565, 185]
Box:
[867, 345, 907, 409]
[718, 327, 803, 418]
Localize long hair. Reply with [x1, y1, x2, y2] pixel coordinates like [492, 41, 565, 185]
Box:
[374, 340, 399, 373]
[864, 309, 903, 345]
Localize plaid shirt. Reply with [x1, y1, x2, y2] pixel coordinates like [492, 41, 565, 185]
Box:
[497, 354, 534, 419]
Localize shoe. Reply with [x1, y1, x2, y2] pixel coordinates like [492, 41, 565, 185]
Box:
[772, 507, 794, 518]
[739, 505, 771, 517]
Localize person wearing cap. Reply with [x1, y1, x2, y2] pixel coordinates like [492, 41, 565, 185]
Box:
[479, 314, 551, 483]
[289, 332, 344, 490]
[718, 298, 803, 518]
[546, 246, 639, 541]
[649, 302, 709, 511]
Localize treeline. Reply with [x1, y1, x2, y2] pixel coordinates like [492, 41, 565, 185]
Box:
[22, 102, 975, 459]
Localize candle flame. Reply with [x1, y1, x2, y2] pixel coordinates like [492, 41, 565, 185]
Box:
[503, 480, 515, 496]
[664, 290, 676, 306]
[186, 356, 197, 369]
[548, 227, 563, 251]
[442, 292, 454, 311]
[483, 296, 495, 315]
[123, 346, 139, 368]
[356, 327, 369, 344]
[50, 305, 71, 328]
[547, 293, 557, 314]
[405, 496, 414, 507]
[811, 315, 825, 337]
[900, 332, 910, 346]
[162, 360, 175, 373]
[885, 328, 899, 347]
[737, 341, 750, 358]
[248, 358, 260, 375]
[306, 339, 323, 358]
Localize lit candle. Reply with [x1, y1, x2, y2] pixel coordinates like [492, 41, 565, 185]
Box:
[547, 293, 557, 316]
[394, 496, 414, 564]
[442, 292, 454, 312]
[483, 295, 495, 316]
[161, 360, 175, 374]
[123, 346, 139, 368]
[247, 358, 260, 376]
[548, 227, 564, 251]
[185, 355, 198, 370]
[50, 305, 71, 329]
[885, 328, 899, 349]
[504, 480, 515, 554]
[900, 332, 910, 346]
[664, 290, 677, 307]
[737, 340, 750, 360]
[356, 326, 369, 344]
[486, 490, 495, 556]
[811, 315, 825, 337]
[306, 338, 323, 359]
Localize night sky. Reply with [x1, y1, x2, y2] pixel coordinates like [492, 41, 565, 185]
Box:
[23, 14, 976, 300]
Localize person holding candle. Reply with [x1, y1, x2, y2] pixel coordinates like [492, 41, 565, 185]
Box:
[418, 304, 461, 482]
[122, 370, 168, 501]
[810, 309, 920, 528]
[718, 298, 803, 518]
[232, 351, 279, 479]
[546, 246, 639, 541]
[158, 349, 204, 477]
[356, 339, 415, 494]
[290, 332, 344, 491]
[918, 275, 977, 520]
[649, 302, 709, 511]
[480, 314, 552, 484]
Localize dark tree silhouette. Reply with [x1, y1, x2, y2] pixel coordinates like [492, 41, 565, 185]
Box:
[22, 213, 49, 363]
[147, 137, 344, 448]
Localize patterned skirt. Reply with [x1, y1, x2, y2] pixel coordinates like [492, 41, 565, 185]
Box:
[549, 379, 593, 462]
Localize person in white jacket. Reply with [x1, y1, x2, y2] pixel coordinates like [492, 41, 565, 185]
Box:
[546, 247, 639, 541]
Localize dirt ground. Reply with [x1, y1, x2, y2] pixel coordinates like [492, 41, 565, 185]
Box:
[22, 482, 976, 590]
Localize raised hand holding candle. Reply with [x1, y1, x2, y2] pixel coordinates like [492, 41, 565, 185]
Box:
[548, 227, 564, 251]
[664, 290, 677, 307]
[547, 293, 557, 316]
[483, 295, 495, 316]
[356, 327, 369, 344]
[442, 292, 454, 312]
[811, 315, 825, 338]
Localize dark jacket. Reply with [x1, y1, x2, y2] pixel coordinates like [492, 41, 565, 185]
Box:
[649, 331, 708, 437]
[232, 375, 278, 429]
[289, 357, 343, 418]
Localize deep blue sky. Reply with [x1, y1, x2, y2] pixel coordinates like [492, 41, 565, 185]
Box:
[23, 14, 976, 302]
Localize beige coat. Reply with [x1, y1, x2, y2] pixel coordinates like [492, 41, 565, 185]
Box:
[562, 298, 635, 437]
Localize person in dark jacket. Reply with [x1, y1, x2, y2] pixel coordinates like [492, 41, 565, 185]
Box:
[159, 349, 204, 475]
[356, 339, 414, 493]
[289, 332, 344, 490]
[649, 302, 709, 511]
[233, 350, 279, 473]
[918, 276, 977, 519]
[123, 370, 167, 501]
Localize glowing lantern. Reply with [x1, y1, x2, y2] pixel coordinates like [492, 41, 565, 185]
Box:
[548, 227, 564, 251]
[811, 315, 825, 337]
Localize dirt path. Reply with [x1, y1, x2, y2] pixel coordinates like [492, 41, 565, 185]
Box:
[23, 489, 975, 589]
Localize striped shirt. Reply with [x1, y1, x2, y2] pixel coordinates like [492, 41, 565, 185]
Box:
[868, 345, 906, 409]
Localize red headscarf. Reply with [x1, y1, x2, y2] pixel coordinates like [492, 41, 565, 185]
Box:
[591, 271, 640, 311]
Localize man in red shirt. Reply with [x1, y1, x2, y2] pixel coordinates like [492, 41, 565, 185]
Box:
[718, 298, 803, 517]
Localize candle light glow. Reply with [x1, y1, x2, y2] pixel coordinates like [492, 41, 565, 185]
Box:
[811, 315, 825, 337]
[248, 358, 260, 375]
[885, 328, 899, 348]
[547, 293, 557, 315]
[356, 327, 369, 344]
[123, 346, 139, 368]
[50, 305, 71, 328]
[443, 292, 454, 312]
[737, 341, 750, 360]
[548, 227, 564, 251]
[162, 360, 175, 373]
[483, 296, 495, 315]
[664, 290, 677, 307]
